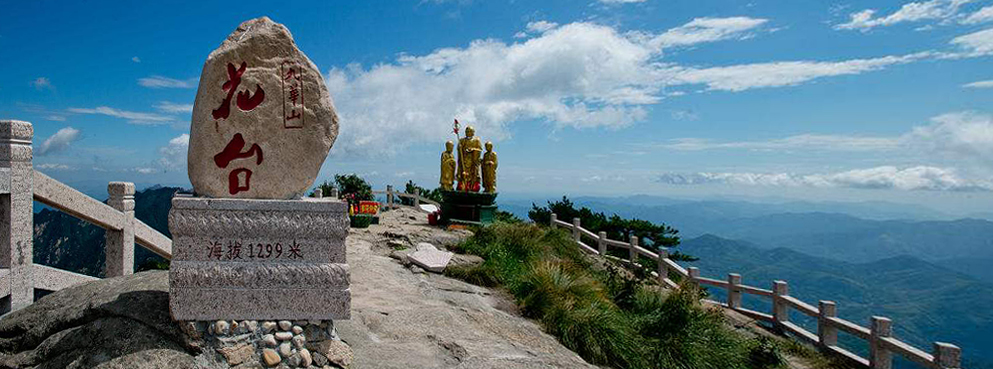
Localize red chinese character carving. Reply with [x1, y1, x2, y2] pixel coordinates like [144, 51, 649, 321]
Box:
[228, 168, 253, 195]
[286, 110, 301, 121]
[212, 62, 265, 120]
[281, 61, 305, 129]
[214, 133, 263, 168]
[214, 133, 263, 195]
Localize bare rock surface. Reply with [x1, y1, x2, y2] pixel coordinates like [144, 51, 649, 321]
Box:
[0, 271, 199, 369]
[0, 207, 592, 369]
[337, 207, 596, 368]
[189, 16, 338, 199]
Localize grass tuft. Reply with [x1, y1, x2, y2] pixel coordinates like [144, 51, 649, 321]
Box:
[446, 222, 795, 369]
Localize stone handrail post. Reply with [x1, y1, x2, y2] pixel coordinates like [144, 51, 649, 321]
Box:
[386, 185, 393, 210]
[550, 213, 557, 227]
[657, 248, 669, 282]
[1, 120, 34, 311]
[572, 218, 580, 242]
[628, 234, 638, 264]
[413, 188, 420, 207]
[870, 316, 893, 369]
[818, 300, 838, 348]
[597, 231, 607, 256]
[105, 182, 135, 277]
[687, 267, 700, 285]
[773, 280, 790, 325]
[727, 273, 742, 309]
[934, 343, 961, 369]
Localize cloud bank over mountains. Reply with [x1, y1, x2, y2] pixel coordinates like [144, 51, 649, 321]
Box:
[657, 166, 991, 192]
[658, 112, 993, 192]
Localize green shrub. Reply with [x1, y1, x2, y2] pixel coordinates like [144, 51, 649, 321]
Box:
[447, 222, 788, 369]
[350, 214, 374, 228]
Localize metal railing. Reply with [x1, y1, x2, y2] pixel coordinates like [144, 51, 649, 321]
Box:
[550, 213, 962, 369]
[1, 120, 172, 313]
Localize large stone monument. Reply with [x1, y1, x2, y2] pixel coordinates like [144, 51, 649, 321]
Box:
[169, 17, 349, 321]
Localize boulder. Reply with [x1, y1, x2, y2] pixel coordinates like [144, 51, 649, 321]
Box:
[0, 271, 351, 369]
[0, 271, 200, 369]
[188, 16, 339, 199]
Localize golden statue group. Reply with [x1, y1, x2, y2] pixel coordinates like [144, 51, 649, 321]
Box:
[441, 122, 497, 193]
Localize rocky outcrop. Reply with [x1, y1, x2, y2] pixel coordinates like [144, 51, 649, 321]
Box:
[0, 271, 352, 369]
[0, 271, 198, 369]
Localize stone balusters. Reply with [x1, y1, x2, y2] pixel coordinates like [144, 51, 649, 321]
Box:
[572, 218, 580, 243]
[727, 273, 742, 309]
[870, 316, 893, 369]
[772, 280, 790, 327]
[628, 234, 638, 265]
[0, 120, 34, 311]
[105, 182, 135, 277]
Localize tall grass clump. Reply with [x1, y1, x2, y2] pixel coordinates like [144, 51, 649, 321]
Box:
[446, 222, 788, 369]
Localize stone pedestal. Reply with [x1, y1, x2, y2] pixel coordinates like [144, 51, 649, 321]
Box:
[168, 196, 350, 320]
[440, 190, 498, 225]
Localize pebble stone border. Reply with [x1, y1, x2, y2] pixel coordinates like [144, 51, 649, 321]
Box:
[182, 319, 353, 368]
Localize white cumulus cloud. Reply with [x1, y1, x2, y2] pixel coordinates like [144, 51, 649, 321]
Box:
[669, 52, 932, 91]
[835, 0, 974, 31]
[650, 17, 768, 48]
[138, 76, 197, 89]
[326, 22, 663, 156]
[907, 111, 993, 165]
[951, 27, 993, 55]
[963, 4, 993, 23]
[37, 127, 81, 156]
[158, 134, 189, 170]
[154, 101, 195, 114]
[68, 106, 173, 125]
[963, 80, 993, 88]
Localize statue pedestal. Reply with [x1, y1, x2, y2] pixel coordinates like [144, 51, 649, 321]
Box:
[168, 195, 350, 320]
[440, 190, 498, 225]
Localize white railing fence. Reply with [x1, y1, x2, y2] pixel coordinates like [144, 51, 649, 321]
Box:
[371, 185, 440, 212]
[550, 213, 962, 369]
[0, 120, 172, 313]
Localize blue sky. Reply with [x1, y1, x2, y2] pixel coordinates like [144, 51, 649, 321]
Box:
[3, 0, 993, 215]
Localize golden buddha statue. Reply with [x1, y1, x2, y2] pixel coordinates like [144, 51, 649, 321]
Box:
[457, 126, 483, 192]
[482, 141, 497, 193]
[440, 141, 456, 191]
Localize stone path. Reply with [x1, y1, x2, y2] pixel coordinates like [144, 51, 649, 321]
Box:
[335, 208, 596, 369]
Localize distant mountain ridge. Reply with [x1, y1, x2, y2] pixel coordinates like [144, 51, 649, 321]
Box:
[33, 186, 182, 278]
[502, 195, 993, 283]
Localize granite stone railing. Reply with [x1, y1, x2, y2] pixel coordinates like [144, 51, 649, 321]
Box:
[0, 120, 173, 313]
[550, 213, 962, 369]
[373, 185, 440, 212]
